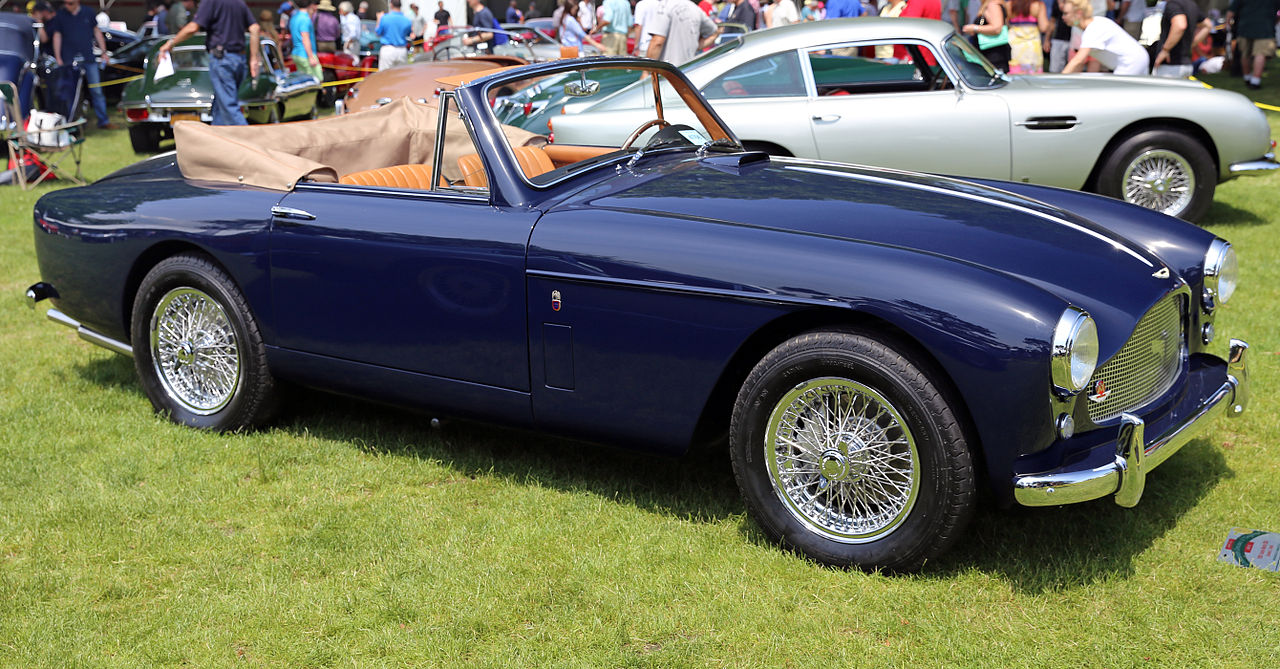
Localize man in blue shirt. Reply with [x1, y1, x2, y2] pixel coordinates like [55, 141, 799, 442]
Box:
[824, 0, 863, 17]
[160, 0, 260, 125]
[48, 0, 113, 128]
[375, 0, 412, 70]
[289, 0, 321, 79]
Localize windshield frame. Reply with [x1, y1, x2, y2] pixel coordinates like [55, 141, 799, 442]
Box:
[477, 60, 740, 191]
[941, 34, 1008, 89]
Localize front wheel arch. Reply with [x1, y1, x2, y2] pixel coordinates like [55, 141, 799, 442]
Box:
[689, 308, 983, 475]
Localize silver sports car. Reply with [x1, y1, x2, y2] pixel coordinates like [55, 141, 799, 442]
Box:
[549, 19, 1277, 221]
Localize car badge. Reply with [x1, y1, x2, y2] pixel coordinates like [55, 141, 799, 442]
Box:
[1087, 379, 1111, 403]
[1152, 267, 1170, 279]
[551, 290, 562, 312]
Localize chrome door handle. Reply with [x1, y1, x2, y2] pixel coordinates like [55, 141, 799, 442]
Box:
[271, 205, 316, 221]
[811, 114, 841, 122]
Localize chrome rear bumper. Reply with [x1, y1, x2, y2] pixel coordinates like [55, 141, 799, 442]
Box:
[1228, 152, 1278, 176]
[1013, 339, 1248, 507]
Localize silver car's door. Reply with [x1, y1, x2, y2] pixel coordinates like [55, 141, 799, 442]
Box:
[802, 41, 1012, 180]
[700, 50, 818, 157]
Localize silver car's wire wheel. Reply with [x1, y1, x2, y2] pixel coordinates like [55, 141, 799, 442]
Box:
[764, 377, 920, 543]
[1122, 149, 1194, 216]
[149, 287, 242, 415]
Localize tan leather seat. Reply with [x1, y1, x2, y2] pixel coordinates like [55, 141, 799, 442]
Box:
[456, 146, 557, 188]
[339, 164, 438, 189]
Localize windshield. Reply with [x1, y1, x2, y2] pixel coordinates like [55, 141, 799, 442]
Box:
[941, 34, 1005, 87]
[487, 64, 739, 186]
[681, 38, 743, 75]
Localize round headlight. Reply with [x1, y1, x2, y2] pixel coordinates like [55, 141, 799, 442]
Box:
[1204, 240, 1238, 308]
[1051, 308, 1099, 393]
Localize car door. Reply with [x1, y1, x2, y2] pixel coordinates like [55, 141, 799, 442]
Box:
[267, 97, 538, 394]
[700, 49, 817, 157]
[803, 41, 1012, 180]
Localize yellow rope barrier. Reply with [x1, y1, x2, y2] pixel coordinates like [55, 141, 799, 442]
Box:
[321, 75, 365, 88]
[320, 61, 379, 73]
[87, 74, 143, 88]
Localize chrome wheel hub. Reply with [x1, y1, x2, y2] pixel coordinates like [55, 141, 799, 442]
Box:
[765, 378, 919, 543]
[149, 287, 241, 415]
[1123, 149, 1194, 216]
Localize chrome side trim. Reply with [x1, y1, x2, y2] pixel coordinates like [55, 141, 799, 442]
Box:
[1013, 339, 1248, 507]
[46, 309, 134, 358]
[1228, 152, 1279, 176]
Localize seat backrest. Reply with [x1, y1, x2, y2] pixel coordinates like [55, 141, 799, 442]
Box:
[457, 153, 487, 188]
[339, 163, 437, 189]
[512, 145, 555, 179]
[456, 146, 555, 189]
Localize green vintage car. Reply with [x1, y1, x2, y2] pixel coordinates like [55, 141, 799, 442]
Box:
[119, 34, 322, 153]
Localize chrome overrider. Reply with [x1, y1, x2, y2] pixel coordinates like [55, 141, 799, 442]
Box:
[1014, 339, 1248, 507]
[25, 283, 134, 358]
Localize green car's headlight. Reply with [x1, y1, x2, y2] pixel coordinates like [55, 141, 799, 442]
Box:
[1051, 308, 1099, 394]
[1203, 239, 1238, 309]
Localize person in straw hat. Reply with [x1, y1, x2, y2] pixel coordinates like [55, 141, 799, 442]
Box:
[314, 0, 342, 52]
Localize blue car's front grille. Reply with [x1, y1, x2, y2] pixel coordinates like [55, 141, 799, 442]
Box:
[1088, 294, 1185, 424]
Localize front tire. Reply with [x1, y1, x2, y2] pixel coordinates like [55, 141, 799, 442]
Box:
[729, 329, 975, 571]
[1097, 128, 1215, 223]
[131, 253, 277, 431]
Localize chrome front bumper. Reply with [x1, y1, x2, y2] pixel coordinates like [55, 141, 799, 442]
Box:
[1228, 152, 1278, 177]
[1013, 339, 1248, 508]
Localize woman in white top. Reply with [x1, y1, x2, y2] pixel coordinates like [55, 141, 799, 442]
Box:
[1060, 0, 1149, 74]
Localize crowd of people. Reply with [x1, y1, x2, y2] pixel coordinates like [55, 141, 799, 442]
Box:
[11, 0, 1278, 130]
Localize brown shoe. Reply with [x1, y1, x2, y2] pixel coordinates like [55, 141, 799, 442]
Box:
[98, 122, 120, 130]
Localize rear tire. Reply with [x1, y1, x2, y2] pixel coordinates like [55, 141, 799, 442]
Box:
[131, 253, 277, 431]
[128, 124, 160, 153]
[729, 329, 975, 571]
[1096, 128, 1215, 223]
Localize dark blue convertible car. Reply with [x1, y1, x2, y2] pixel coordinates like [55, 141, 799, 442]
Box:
[27, 59, 1249, 571]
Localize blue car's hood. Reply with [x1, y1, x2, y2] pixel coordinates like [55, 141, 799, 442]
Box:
[573, 154, 1186, 343]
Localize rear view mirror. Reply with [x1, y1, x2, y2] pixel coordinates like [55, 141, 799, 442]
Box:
[564, 73, 600, 97]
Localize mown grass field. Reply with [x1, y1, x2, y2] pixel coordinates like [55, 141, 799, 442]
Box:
[2, 67, 1279, 667]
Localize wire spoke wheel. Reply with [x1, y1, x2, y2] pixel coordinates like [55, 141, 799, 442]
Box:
[149, 287, 242, 415]
[1122, 149, 1194, 215]
[764, 377, 919, 543]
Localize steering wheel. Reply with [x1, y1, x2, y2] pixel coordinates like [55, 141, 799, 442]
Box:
[621, 118, 672, 150]
[434, 46, 464, 61]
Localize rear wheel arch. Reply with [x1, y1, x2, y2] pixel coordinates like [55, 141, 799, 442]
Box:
[122, 242, 227, 342]
[690, 307, 983, 472]
[1085, 119, 1220, 191]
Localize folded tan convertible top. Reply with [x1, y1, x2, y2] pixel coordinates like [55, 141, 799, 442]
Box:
[173, 97, 537, 191]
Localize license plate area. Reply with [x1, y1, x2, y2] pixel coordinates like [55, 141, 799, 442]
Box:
[170, 112, 202, 125]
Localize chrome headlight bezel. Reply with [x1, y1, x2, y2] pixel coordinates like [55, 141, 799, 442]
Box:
[1203, 239, 1238, 312]
[1051, 307, 1099, 395]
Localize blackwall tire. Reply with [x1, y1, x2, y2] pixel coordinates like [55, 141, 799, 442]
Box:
[128, 125, 159, 153]
[729, 329, 975, 571]
[131, 253, 277, 431]
[1097, 128, 1215, 223]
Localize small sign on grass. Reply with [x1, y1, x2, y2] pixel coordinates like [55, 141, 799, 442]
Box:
[1218, 527, 1279, 572]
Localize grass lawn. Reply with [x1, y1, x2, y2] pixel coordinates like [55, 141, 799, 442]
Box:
[1, 67, 1279, 667]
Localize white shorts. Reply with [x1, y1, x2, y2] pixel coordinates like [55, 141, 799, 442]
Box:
[378, 45, 408, 71]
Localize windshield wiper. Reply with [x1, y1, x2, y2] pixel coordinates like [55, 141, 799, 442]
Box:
[697, 137, 743, 157]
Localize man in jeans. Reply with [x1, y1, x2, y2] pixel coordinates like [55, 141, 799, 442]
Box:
[47, 0, 114, 129]
[161, 0, 261, 125]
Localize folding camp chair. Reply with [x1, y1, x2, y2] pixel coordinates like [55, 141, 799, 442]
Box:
[2, 79, 86, 190]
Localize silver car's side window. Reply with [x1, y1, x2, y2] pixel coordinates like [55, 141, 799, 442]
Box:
[805, 43, 951, 96]
[703, 51, 807, 100]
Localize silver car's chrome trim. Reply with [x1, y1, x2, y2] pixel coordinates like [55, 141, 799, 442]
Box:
[46, 308, 134, 358]
[1013, 338, 1248, 507]
[1227, 152, 1278, 176]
